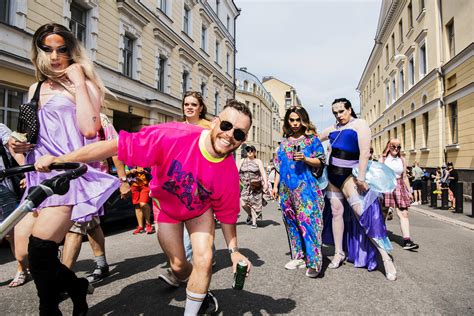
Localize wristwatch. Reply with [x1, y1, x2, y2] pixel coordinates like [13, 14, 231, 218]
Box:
[119, 176, 128, 183]
[228, 246, 240, 254]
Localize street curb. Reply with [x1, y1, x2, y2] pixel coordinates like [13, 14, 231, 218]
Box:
[410, 206, 474, 231]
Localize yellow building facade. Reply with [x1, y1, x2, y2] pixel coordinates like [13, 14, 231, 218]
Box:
[0, 0, 238, 132]
[358, 0, 474, 193]
[262, 76, 303, 143]
[235, 68, 280, 167]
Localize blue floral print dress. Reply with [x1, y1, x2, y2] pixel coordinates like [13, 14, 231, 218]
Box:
[274, 134, 326, 271]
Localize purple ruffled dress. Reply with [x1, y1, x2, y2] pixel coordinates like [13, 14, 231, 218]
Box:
[23, 94, 119, 222]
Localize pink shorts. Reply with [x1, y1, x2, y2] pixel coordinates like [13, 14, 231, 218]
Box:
[151, 197, 209, 224]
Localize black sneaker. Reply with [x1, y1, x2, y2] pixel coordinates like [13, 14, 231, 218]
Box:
[403, 240, 419, 250]
[245, 216, 251, 225]
[198, 291, 219, 315]
[86, 265, 110, 283]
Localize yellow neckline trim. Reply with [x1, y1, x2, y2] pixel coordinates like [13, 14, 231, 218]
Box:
[199, 130, 225, 163]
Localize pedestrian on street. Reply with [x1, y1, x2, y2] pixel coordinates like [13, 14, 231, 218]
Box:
[0, 123, 30, 287]
[34, 100, 253, 315]
[9, 23, 119, 315]
[179, 91, 215, 263]
[239, 145, 268, 229]
[128, 166, 153, 234]
[271, 106, 326, 278]
[411, 161, 424, 205]
[320, 98, 396, 281]
[61, 113, 131, 283]
[380, 139, 419, 250]
[447, 162, 458, 211]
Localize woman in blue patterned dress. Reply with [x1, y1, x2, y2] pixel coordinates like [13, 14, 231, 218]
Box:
[271, 106, 325, 278]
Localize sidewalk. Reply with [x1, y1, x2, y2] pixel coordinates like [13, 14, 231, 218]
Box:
[410, 199, 474, 230]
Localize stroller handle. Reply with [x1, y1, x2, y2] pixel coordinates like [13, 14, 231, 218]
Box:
[0, 162, 85, 181]
[0, 163, 87, 240]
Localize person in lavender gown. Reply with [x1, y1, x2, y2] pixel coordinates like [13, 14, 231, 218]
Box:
[9, 23, 118, 314]
[319, 98, 397, 281]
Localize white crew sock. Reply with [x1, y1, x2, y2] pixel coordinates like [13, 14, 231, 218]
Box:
[184, 289, 207, 316]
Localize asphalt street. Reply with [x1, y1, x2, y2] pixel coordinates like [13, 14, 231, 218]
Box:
[1, 199, 473, 315]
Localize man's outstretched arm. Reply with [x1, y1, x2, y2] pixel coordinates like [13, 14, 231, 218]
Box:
[35, 139, 118, 171]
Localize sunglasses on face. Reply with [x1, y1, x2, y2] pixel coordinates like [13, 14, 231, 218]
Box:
[219, 120, 246, 142]
[289, 118, 301, 123]
[40, 45, 69, 55]
[390, 145, 401, 150]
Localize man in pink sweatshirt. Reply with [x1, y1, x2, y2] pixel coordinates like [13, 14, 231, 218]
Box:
[35, 100, 253, 315]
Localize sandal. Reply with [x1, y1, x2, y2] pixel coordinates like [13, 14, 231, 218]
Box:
[9, 270, 31, 287]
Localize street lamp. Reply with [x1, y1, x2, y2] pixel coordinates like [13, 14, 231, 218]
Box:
[319, 103, 324, 131]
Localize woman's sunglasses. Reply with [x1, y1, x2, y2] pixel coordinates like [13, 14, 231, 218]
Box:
[390, 145, 401, 150]
[39, 45, 69, 55]
[219, 120, 246, 141]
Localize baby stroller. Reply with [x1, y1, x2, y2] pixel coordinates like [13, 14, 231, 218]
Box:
[0, 163, 87, 239]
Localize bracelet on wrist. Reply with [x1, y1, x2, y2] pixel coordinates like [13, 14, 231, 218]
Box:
[228, 246, 240, 254]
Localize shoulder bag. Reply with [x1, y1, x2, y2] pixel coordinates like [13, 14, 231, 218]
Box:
[17, 81, 44, 144]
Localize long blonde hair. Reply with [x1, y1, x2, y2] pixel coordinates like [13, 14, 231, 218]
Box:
[31, 23, 111, 101]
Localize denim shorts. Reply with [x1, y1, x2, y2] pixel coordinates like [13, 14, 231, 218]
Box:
[0, 185, 19, 223]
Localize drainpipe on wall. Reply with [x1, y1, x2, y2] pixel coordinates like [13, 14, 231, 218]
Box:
[233, 7, 241, 99]
[437, 0, 446, 164]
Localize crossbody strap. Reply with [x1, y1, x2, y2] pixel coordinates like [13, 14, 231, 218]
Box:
[31, 81, 44, 103]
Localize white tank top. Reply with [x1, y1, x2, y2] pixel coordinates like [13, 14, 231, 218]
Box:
[384, 155, 404, 178]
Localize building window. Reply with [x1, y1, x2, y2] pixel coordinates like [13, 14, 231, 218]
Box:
[0, 86, 26, 129]
[422, 112, 428, 147]
[243, 80, 248, 91]
[391, 34, 395, 57]
[408, 55, 415, 86]
[398, 20, 403, 43]
[216, 0, 220, 16]
[385, 84, 390, 107]
[388, 130, 391, 141]
[408, 1, 413, 28]
[411, 118, 416, 148]
[391, 77, 396, 102]
[215, 40, 220, 64]
[399, 69, 405, 96]
[159, 0, 167, 13]
[201, 24, 207, 51]
[226, 15, 230, 30]
[377, 65, 380, 82]
[183, 5, 190, 35]
[214, 91, 220, 115]
[401, 123, 406, 148]
[385, 45, 389, 65]
[157, 55, 167, 92]
[122, 35, 134, 77]
[0, 0, 9, 23]
[200, 82, 206, 97]
[419, 42, 427, 76]
[182, 70, 189, 94]
[226, 52, 230, 74]
[70, 3, 87, 44]
[449, 102, 458, 144]
[446, 19, 455, 59]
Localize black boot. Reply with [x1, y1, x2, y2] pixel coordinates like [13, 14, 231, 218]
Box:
[28, 235, 62, 316]
[57, 264, 91, 316]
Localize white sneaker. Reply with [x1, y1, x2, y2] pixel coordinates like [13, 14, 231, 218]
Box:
[284, 259, 306, 270]
[305, 268, 319, 278]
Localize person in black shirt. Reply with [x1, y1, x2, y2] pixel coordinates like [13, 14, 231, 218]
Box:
[447, 162, 458, 211]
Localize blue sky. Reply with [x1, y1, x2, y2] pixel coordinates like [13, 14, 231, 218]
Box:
[234, 0, 381, 132]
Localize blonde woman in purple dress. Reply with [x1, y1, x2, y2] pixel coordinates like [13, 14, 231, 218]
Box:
[9, 23, 118, 315]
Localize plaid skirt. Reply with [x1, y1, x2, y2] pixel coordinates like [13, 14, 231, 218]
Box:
[384, 178, 412, 209]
